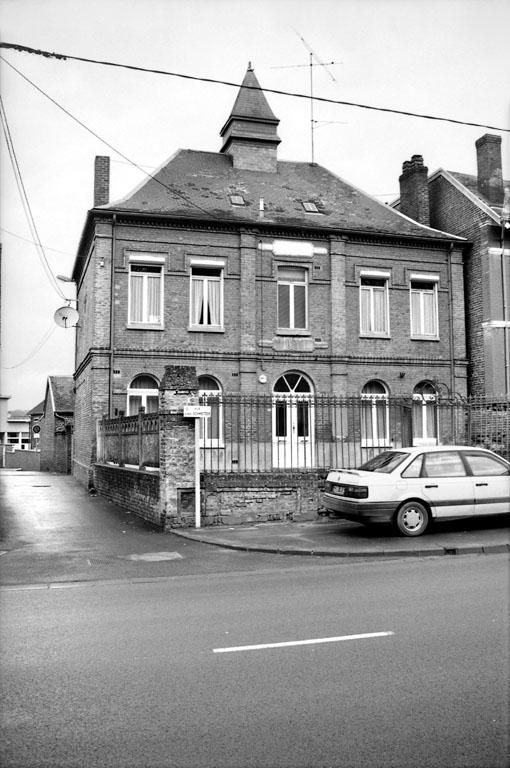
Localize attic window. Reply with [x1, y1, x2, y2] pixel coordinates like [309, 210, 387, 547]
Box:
[302, 201, 320, 213]
[230, 194, 245, 206]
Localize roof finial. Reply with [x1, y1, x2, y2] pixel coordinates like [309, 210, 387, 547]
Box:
[248, 61, 253, 71]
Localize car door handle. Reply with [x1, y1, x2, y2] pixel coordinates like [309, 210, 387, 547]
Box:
[475, 482, 488, 487]
[425, 484, 438, 489]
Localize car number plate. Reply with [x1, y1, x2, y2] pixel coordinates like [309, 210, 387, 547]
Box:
[334, 484, 345, 495]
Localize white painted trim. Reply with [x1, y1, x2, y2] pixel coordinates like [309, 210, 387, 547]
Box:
[128, 253, 166, 263]
[189, 258, 226, 267]
[360, 269, 391, 278]
[410, 272, 439, 282]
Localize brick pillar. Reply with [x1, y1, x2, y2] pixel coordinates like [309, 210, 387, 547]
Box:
[239, 230, 258, 388]
[158, 365, 199, 528]
[330, 236, 348, 394]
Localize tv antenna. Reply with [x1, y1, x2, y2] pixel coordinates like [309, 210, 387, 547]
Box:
[276, 30, 339, 164]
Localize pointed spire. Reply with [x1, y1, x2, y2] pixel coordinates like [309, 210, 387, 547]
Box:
[220, 64, 280, 172]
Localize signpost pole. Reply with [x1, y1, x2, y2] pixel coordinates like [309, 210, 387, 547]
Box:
[195, 417, 201, 528]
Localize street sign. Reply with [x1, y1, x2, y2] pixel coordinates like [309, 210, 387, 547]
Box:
[32, 425, 41, 434]
[183, 405, 211, 418]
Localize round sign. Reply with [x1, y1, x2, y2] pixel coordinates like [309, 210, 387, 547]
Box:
[32, 424, 41, 434]
[54, 306, 79, 328]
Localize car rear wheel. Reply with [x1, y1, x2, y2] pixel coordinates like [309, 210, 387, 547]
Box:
[394, 501, 429, 536]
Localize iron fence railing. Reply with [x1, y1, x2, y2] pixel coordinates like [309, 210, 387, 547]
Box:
[96, 395, 509, 474]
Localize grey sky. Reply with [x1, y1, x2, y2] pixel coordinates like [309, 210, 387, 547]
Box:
[1, 0, 508, 410]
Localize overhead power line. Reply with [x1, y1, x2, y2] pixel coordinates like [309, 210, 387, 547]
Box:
[0, 94, 71, 302]
[0, 56, 223, 222]
[2, 322, 57, 370]
[0, 42, 508, 133]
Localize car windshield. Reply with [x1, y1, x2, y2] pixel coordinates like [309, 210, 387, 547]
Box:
[359, 451, 409, 473]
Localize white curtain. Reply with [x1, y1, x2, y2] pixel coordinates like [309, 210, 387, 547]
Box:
[192, 278, 204, 325]
[208, 279, 220, 326]
[147, 276, 161, 322]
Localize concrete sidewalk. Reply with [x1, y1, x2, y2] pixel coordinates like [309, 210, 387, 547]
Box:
[173, 515, 510, 558]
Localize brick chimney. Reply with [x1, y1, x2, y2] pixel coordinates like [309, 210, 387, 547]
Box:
[475, 134, 503, 206]
[94, 156, 110, 206]
[398, 154, 430, 226]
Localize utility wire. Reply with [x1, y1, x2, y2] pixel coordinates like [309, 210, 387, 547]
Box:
[0, 227, 75, 256]
[1, 42, 508, 132]
[2, 323, 57, 369]
[0, 56, 224, 221]
[0, 94, 71, 302]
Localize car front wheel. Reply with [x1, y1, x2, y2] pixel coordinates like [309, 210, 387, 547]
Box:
[394, 501, 429, 536]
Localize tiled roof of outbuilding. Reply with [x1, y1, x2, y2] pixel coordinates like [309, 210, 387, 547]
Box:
[48, 376, 74, 413]
[106, 149, 458, 241]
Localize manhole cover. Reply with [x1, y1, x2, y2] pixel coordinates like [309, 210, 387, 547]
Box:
[126, 552, 183, 562]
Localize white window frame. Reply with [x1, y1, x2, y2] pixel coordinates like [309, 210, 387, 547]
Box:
[126, 375, 159, 416]
[277, 266, 308, 332]
[127, 254, 165, 328]
[410, 274, 439, 339]
[359, 270, 390, 337]
[189, 260, 225, 332]
[361, 381, 390, 448]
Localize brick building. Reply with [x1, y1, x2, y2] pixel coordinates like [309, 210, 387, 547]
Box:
[395, 134, 510, 397]
[72, 65, 468, 485]
[39, 376, 74, 473]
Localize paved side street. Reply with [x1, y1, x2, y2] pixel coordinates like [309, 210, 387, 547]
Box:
[1, 469, 508, 587]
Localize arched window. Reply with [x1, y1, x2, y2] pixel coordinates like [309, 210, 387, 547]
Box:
[198, 376, 222, 447]
[361, 380, 389, 446]
[127, 375, 159, 415]
[412, 381, 438, 444]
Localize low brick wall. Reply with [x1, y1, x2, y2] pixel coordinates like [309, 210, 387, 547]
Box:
[202, 471, 327, 527]
[94, 463, 162, 527]
[3, 449, 41, 471]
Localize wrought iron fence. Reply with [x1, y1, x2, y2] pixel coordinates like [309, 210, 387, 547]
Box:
[96, 395, 509, 473]
[199, 394, 510, 473]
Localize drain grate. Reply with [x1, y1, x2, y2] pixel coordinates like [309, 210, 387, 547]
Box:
[87, 556, 120, 566]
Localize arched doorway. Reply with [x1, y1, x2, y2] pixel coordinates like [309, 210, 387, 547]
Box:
[272, 372, 314, 468]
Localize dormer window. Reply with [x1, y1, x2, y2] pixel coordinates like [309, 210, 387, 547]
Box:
[229, 194, 245, 206]
[302, 201, 320, 213]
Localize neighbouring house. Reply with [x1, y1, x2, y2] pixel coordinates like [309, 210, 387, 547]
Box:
[71, 64, 468, 486]
[3, 409, 31, 450]
[39, 376, 74, 473]
[27, 400, 44, 449]
[394, 134, 510, 397]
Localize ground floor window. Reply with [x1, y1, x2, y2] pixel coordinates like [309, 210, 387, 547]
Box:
[127, 374, 159, 415]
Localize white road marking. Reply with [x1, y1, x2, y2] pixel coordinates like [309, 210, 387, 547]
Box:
[213, 631, 394, 653]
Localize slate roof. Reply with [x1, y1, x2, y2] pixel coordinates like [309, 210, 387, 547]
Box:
[27, 400, 44, 416]
[222, 65, 278, 125]
[106, 149, 457, 241]
[47, 376, 74, 413]
[448, 170, 510, 217]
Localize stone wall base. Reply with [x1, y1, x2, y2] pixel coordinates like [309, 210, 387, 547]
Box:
[201, 471, 326, 527]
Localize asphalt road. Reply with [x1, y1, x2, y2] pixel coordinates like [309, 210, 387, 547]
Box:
[1, 554, 508, 768]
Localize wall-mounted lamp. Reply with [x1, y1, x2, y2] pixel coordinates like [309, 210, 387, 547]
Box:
[399, 371, 406, 379]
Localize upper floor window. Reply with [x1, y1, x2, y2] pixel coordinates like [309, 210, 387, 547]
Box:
[190, 266, 223, 330]
[128, 263, 163, 327]
[360, 276, 389, 336]
[127, 375, 159, 416]
[277, 266, 307, 331]
[410, 277, 438, 338]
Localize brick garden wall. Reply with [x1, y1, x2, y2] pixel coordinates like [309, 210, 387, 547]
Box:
[4, 449, 41, 471]
[94, 464, 162, 527]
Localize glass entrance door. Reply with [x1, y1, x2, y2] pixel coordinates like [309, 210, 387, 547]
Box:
[272, 373, 314, 468]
